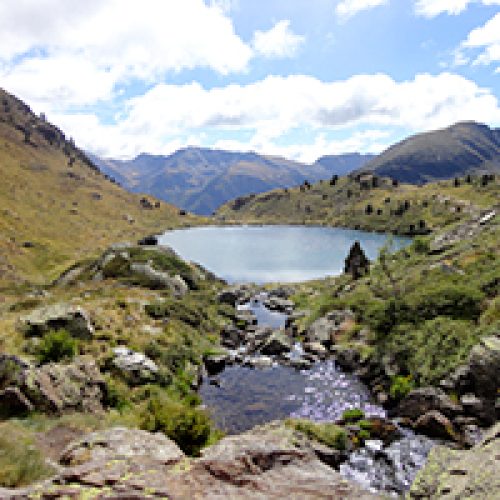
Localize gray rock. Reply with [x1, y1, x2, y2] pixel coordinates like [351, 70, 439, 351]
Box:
[260, 331, 292, 355]
[468, 336, 500, 399]
[112, 347, 159, 384]
[396, 387, 462, 420]
[19, 303, 94, 339]
[306, 310, 354, 346]
[204, 353, 229, 376]
[413, 411, 458, 441]
[129, 262, 188, 296]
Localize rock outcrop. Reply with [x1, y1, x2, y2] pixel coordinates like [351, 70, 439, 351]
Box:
[0, 423, 380, 499]
[18, 303, 94, 339]
[0, 356, 105, 416]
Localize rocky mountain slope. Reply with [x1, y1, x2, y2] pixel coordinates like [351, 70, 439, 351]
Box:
[0, 88, 202, 289]
[91, 149, 373, 215]
[355, 121, 500, 184]
[216, 172, 499, 235]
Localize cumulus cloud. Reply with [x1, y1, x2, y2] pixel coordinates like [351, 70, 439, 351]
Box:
[252, 20, 305, 58]
[51, 73, 500, 160]
[335, 0, 388, 20]
[462, 12, 500, 68]
[0, 0, 253, 108]
[415, 0, 500, 17]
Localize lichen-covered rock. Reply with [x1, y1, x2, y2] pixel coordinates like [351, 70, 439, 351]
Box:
[19, 356, 105, 414]
[60, 427, 184, 466]
[306, 310, 354, 346]
[259, 331, 292, 355]
[1, 423, 380, 499]
[395, 387, 462, 421]
[18, 303, 94, 339]
[409, 422, 500, 499]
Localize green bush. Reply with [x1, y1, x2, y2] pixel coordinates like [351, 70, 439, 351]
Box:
[103, 374, 130, 411]
[287, 419, 348, 450]
[0, 423, 54, 487]
[389, 375, 415, 401]
[140, 393, 213, 455]
[35, 329, 77, 364]
[411, 237, 430, 254]
[342, 408, 365, 423]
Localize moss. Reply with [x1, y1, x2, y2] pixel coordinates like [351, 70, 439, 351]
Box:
[342, 408, 365, 423]
[286, 419, 348, 450]
[389, 375, 415, 401]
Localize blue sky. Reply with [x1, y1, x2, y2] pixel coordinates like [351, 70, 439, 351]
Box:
[0, 0, 499, 162]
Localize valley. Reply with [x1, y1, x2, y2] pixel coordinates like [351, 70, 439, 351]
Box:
[0, 87, 498, 499]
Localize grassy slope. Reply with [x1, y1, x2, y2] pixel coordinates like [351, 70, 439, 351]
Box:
[216, 175, 499, 234]
[0, 89, 205, 289]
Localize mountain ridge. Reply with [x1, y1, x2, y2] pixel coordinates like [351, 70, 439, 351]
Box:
[90, 148, 374, 215]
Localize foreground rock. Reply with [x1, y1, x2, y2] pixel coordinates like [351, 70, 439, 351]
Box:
[409, 422, 500, 499]
[1, 424, 379, 499]
[306, 310, 355, 347]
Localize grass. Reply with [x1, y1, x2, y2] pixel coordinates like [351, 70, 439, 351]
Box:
[216, 174, 498, 235]
[0, 88, 207, 291]
[286, 419, 348, 450]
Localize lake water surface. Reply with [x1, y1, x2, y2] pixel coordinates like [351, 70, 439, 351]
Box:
[159, 225, 410, 283]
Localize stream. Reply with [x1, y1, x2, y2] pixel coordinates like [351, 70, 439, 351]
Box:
[200, 295, 435, 496]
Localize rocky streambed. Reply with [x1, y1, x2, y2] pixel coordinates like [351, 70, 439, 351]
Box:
[200, 288, 437, 496]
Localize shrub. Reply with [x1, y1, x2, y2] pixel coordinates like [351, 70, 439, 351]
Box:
[103, 374, 130, 411]
[412, 237, 430, 254]
[140, 394, 213, 455]
[342, 408, 365, 423]
[389, 375, 414, 401]
[0, 423, 54, 487]
[287, 419, 348, 450]
[35, 329, 77, 364]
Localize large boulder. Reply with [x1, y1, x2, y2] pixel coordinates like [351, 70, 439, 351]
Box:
[19, 303, 94, 339]
[0, 356, 106, 416]
[409, 422, 500, 499]
[395, 387, 462, 421]
[468, 336, 500, 399]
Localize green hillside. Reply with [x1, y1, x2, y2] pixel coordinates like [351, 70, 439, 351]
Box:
[216, 173, 499, 235]
[0, 88, 204, 289]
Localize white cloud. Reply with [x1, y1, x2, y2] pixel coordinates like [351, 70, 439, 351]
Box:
[335, 0, 388, 20]
[252, 20, 305, 58]
[415, 0, 500, 17]
[0, 0, 253, 108]
[51, 72, 500, 160]
[462, 12, 500, 66]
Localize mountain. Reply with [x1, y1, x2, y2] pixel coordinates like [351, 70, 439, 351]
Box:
[0, 88, 200, 288]
[91, 149, 374, 215]
[355, 121, 500, 184]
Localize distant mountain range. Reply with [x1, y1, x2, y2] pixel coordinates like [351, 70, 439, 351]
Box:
[355, 121, 500, 183]
[90, 150, 374, 215]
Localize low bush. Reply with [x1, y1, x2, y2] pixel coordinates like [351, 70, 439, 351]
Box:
[35, 329, 77, 364]
[389, 375, 415, 401]
[0, 423, 54, 487]
[140, 393, 214, 455]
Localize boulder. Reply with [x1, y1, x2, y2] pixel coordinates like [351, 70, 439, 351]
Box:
[409, 422, 500, 499]
[306, 310, 355, 346]
[19, 303, 94, 339]
[14, 356, 105, 415]
[0, 386, 34, 417]
[413, 411, 459, 441]
[468, 336, 500, 399]
[395, 387, 462, 420]
[217, 289, 239, 306]
[129, 263, 188, 296]
[204, 353, 229, 376]
[138, 234, 158, 245]
[220, 324, 245, 349]
[111, 347, 159, 384]
[260, 331, 292, 356]
[60, 427, 184, 466]
[303, 341, 328, 357]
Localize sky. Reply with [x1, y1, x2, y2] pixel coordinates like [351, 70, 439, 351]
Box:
[0, 0, 499, 163]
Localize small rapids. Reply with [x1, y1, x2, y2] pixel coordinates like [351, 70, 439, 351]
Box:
[200, 296, 435, 496]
